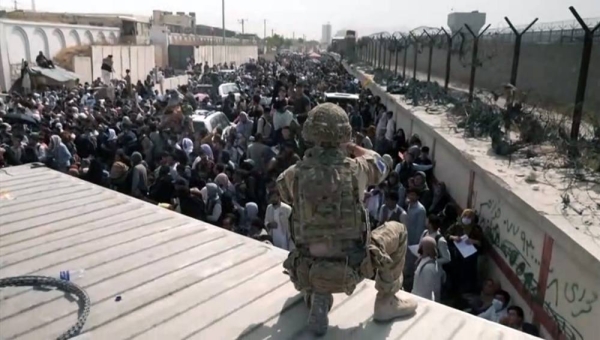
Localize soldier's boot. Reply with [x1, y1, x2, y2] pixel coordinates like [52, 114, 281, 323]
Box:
[303, 290, 312, 308]
[373, 292, 417, 322]
[307, 292, 333, 337]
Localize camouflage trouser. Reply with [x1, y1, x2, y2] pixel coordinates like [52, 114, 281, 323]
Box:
[283, 221, 408, 295]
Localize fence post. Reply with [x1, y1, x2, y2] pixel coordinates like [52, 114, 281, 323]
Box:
[465, 23, 491, 102]
[393, 36, 401, 75]
[505, 17, 538, 86]
[388, 38, 394, 71]
[373, 39, 378, 67]
[568, 6, 600, 140]
[382, 38, 387, 69]
[422, 29, 440, 82]
[409, 32, 420, 80]
[379, 37, 385, 68]
[440, 27, 461, 93]
[402, 35, 410, 79]
[368, 39, 372, 65]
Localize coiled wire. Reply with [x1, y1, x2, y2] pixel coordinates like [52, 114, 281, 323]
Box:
[0, 275, 91, 340]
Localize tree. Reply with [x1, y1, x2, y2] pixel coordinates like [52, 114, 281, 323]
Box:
[266, 34, 285, 49]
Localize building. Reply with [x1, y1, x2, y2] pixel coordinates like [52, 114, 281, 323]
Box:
[447, 11, 486, 35]
[321, 23, 331, 45]
[1, 10, 151, 45]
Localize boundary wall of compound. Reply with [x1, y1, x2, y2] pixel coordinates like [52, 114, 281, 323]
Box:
[343, 62, 600, 340]
[73, 45, 156, 86]
[194, 45, 258, 67]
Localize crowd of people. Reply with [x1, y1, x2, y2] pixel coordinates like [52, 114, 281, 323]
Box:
[0, 51, 538, 337]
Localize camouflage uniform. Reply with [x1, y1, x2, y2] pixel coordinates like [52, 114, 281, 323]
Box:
[277, 103, 417, 336]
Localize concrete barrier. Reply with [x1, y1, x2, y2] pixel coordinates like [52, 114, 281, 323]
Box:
[344, 62, 600, 340]
[72, 45, 156, 86]
[194, 45, 258, 67]
[154, 74, 189, 93]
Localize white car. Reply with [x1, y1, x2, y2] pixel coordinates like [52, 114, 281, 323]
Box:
[218, 83, 241, 102]
[191, 111, 232, 133]
[323, 92, 360, 108]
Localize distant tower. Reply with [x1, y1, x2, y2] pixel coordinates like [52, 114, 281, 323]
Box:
[31, 0, 36, 11]
[321, 23, 332, 45]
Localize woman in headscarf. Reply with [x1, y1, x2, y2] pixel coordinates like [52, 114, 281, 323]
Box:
[179, 138, 194, 156]
[99, 128, 118, 165]
[235, 112, 253, 140]
[204, 183, 222, 224]
[412, 236, 442, 302]
[445, 209, 485, 295]
[237, 202, 259, 235]
[409, 171, 432, 209]
[215, 172, 235, 195]
[200, 144, 214, 161]
[48, 135, 72, 173]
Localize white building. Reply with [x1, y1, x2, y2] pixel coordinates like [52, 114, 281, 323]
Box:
[0, 18, 120, 91]
[321, 23, 332, 45]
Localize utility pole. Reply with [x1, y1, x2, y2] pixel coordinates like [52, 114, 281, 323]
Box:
[221, 0, 226, 44]
[238, 19, 247, 34]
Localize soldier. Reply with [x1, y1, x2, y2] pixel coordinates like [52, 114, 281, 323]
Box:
[277, 103, 417, 336]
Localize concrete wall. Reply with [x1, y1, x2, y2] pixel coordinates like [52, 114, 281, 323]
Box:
[369, 39, 600, 112]
[88, 45, 155, 85]
[194, 45, 258, 67]
[154, 75, 189, 94]
[73, 56, 92, 84]
[346, 63, 600, 340]
[0, 18, 120, 91]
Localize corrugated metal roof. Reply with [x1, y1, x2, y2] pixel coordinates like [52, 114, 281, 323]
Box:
[31, 66, 80, 83]
[0, 165, 539, 340]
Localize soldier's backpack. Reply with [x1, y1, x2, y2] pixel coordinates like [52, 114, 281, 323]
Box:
[292, 149, 365, 246]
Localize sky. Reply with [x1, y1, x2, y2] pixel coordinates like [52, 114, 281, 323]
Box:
[2, 0, 599, 40]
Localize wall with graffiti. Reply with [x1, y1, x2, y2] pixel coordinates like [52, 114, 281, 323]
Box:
[343, 62, 600, 340]
[474, 178, 599, 340]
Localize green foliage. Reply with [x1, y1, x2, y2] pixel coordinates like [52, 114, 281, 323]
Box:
[265, 34, 293, 49]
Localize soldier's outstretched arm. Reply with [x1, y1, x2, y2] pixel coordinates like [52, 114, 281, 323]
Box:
[276, 164, 297, 205]
[347, 143, 392, 186]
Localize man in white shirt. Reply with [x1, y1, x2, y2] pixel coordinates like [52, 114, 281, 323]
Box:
[265, 191, 294, 251]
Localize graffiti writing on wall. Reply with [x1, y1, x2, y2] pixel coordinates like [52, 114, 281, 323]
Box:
[546, 277, 599, 318]
[478, 198, 596, 340]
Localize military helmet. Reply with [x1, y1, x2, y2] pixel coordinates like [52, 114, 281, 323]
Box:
[302, 103, 352, 146]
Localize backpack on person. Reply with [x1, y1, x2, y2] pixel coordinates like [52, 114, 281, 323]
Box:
[292, 150, 365, 245]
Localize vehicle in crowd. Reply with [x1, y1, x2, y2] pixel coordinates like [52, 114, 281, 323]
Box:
[193, 84, 215, 102]
[190, 110, 233, 132]
[218, 82, 242, 102]
[323, 92, 360, 107]
[218, 69, 236, 75]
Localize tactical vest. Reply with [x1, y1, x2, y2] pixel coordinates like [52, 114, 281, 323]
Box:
[292, 148, 365, 246]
